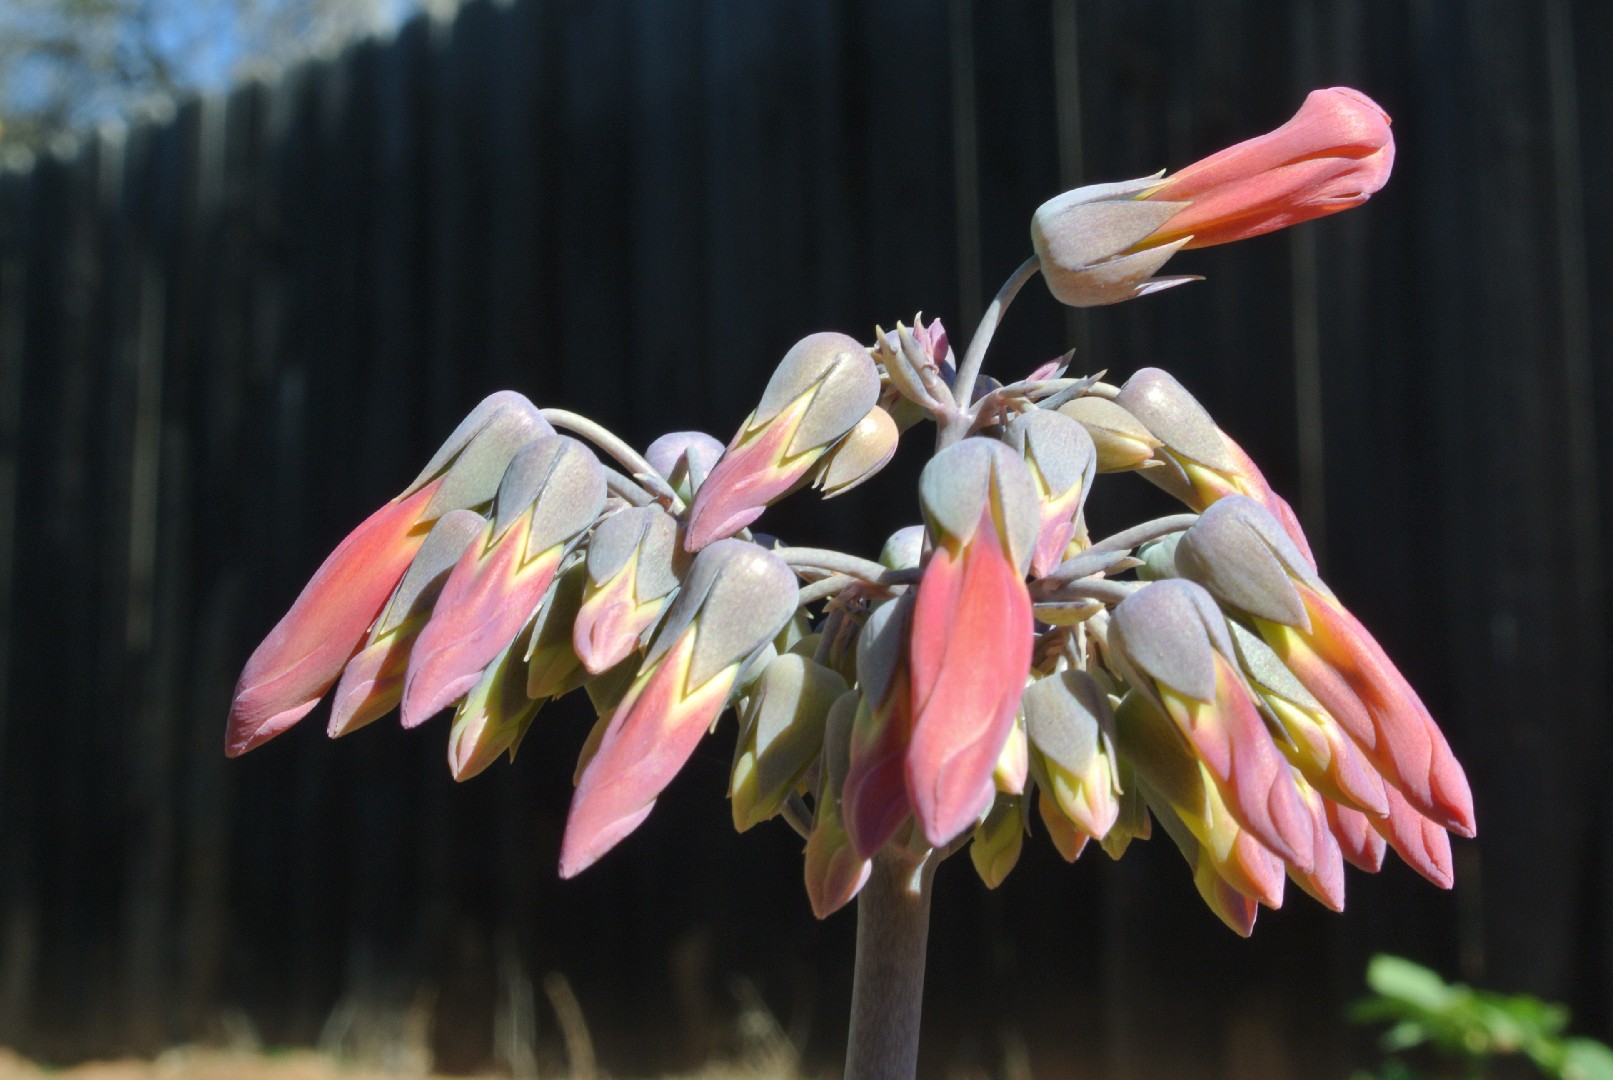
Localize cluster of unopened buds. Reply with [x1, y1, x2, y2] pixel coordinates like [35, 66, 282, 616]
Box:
[228, 86, 1473, 935]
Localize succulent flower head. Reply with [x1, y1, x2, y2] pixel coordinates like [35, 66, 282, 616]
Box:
[1176, 497, 1474, 839]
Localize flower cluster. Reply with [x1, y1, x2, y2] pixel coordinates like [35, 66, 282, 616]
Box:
[227, 86, 1470, 935]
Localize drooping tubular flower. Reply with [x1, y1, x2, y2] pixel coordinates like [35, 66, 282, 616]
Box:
[1033, 86, 1393, 307]
[225, 391, 553, 756]
[1175, 498, 1474, 831]
[225, 86, 1467, 951]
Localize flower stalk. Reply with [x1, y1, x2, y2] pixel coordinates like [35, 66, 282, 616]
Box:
[844, 850, 935, 1080]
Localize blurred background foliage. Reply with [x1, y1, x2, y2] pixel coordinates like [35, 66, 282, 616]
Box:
[1352, 956, 1613, 1080]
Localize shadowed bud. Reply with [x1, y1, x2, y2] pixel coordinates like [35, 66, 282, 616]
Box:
[970, 796, 1026, 889]
[1183, 497, 1475, 839]
[1140, 777, 1267, 937]
[1116, 368, 1314, 564]
[525, 561, 590, 701]
[805, 690, 874, 918]
[1005, 409, 1097, 577]
[646, 431, 725, 504]
[448, 620, 542, 782]
[730, 653, 847, 832]
[1099, 753, 1154, 860]
[560, 540, 799, 877]
[1142, 87, 1394, 250]
[226, 480, 443, 757]
[1038, 789, 1089, 862]
[1109, 580, 1315, 870]
[328, 510, 487, 737]
[685, 333, 881, 550]
[573, 506, 683, 674]
[1023, 670, 1120, 841]
[907, 440, 1039, 847]
[1032, 175, 1198, 307]
[845, 594, 918, 858]
[812, 406, 899, 497]
[879, 526, 926, 571]
[1055, 396, 1162, 472]
[402, 436, 607, 726]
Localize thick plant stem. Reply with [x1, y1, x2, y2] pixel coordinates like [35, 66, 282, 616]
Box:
[844, 849, 935, 1080]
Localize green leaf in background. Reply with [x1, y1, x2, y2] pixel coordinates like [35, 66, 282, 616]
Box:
[1353, 954, 1613, 1080]
[1559, 1038, 1613, 1080]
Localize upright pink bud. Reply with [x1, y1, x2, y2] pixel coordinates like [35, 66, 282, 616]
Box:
[906, 439, 1040, 847]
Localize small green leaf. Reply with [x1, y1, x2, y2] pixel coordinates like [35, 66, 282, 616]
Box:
[1559, 1038, 1613, 1080]
[1366, 955, 1459, 1012]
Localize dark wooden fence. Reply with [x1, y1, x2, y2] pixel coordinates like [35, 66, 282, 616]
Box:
[0, 0, 1608, 1075]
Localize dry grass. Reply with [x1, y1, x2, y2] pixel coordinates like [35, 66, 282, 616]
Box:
[0, 1047, 806, 1080]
